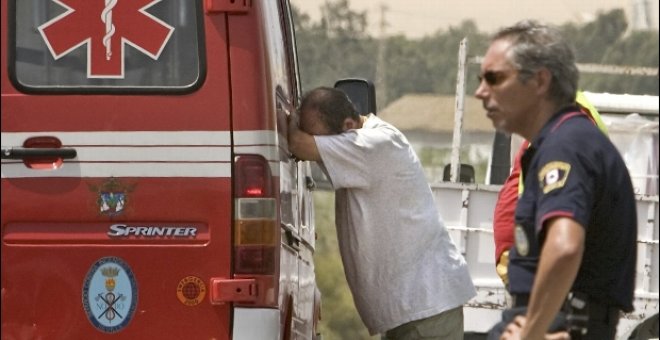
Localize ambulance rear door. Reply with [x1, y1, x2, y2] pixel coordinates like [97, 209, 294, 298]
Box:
[2, 0, 236, 338]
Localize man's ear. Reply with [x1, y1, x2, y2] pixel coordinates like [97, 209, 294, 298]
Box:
[535, 67, 552, 96]
[342, 117, 359, 131]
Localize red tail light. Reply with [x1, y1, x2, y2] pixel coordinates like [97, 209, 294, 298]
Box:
[235, 156, 273, 198]
[234, 245, 276, 274]
[233, 155, 278, 307]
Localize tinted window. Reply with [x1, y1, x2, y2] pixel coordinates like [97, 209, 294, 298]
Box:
[11, 0, 204, 92]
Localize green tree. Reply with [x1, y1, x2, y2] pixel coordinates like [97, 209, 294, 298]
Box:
[292, 1, 377, 94]
[560, 9, 658, 95]
[381, 35, 434, 106]
[420, 20, 489, 96]
[581, 29, 659, 95]
[562, 9, 628, 63]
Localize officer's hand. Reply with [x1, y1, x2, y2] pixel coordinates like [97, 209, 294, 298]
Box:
[544, 332, 571, 340]
[500, 316, 524, 340]
[500, 316, 571, 340]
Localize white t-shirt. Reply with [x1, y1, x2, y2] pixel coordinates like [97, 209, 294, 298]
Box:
[314, 114, 476, 335]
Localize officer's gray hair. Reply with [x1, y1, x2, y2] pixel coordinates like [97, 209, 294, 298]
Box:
[493, 20, 578, 105]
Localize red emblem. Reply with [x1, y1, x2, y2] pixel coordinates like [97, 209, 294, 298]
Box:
[38, 0, 174, 79]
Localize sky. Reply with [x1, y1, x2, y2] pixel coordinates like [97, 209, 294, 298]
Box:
[292, 0, 660, 38]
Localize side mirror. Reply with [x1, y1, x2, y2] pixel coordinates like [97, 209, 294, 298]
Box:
[334, 78, 377, 115]
[489, 131, 511, 185]
[443, 163, 476, 183]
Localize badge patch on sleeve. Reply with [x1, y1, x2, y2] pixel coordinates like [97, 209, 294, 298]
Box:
[514, 225, 529, 256]
[538, 161, 571, 194]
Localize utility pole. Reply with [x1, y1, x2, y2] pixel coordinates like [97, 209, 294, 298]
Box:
[322, 0, 330, 35]
[375, 3, 388, 108]
[631, 0, 652, 30]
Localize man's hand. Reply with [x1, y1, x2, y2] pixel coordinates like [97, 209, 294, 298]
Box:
[500, 316, 570, 340]
[287, 114, 301, 162]
[287, 113, 322, 162]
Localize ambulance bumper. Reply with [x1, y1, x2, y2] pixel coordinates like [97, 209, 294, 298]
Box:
[232, 307, 280, 339]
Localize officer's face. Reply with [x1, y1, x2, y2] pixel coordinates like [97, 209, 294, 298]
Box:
[475, 39, 541, 137]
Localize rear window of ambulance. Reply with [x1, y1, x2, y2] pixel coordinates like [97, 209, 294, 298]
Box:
[10, 0, 205, 93]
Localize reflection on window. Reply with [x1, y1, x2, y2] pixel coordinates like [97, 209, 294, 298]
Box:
[13, 0, 202, 91]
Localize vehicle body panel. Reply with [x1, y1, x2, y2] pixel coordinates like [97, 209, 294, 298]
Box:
[1, 0, 318, 339]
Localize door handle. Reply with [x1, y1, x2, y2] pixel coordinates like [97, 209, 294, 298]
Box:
[209, 278, 258, 304]
[2, 136, 77, 170]
[1, 147, 77, 160]
[305, 176, 316, 191]
[282, 223, 301, 251]
[285, 229, 301, 251]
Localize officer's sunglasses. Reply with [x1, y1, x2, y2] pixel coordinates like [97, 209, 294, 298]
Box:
[477, 69, 516, 86]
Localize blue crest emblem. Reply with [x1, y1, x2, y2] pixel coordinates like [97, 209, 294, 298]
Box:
[89, 178, 136, 217]
[100, 192, 126, 215]
[82, 256, 138, 333]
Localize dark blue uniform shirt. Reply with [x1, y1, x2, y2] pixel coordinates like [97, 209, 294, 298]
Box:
[508, 106, 637, 312]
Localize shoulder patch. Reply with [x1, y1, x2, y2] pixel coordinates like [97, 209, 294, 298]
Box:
[514, 225, 529, 256]
[538, 161, 571, 194]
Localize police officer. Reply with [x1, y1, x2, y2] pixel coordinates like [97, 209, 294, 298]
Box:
[476, 20, 637, 340]
[491, 91, 608, 290]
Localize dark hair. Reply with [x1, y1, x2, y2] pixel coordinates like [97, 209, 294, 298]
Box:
[493, 20, 578, 105]
[299, 87, 360, 134]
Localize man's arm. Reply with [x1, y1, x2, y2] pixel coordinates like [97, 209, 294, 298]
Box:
[521, 217, 585, 339]
[288, 115, 322, 161]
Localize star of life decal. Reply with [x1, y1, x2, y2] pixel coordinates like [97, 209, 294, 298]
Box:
[38, 0, 174, 79]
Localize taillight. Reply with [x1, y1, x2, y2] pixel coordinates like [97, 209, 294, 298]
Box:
[233, 155, 277, 276]
[235, 156, 273, 198]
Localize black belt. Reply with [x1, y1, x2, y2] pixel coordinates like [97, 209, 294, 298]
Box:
[511, 293, 529, 308]
[510, 292, 620, 324]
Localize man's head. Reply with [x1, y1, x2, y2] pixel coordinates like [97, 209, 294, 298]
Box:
[475, 20, 578, 137]
[298, 87, 361, 135]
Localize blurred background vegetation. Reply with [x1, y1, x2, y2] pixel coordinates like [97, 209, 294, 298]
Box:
[293, 0, 658, 109]
[292, 1, 658, 338]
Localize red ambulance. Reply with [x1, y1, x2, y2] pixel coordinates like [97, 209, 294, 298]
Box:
[1, 0, 321, 338]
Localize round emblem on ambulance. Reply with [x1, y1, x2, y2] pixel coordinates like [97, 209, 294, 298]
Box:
[176, 276, 207, 306]
[514, 225, 530, 257]
[82, 257, 138, 333]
